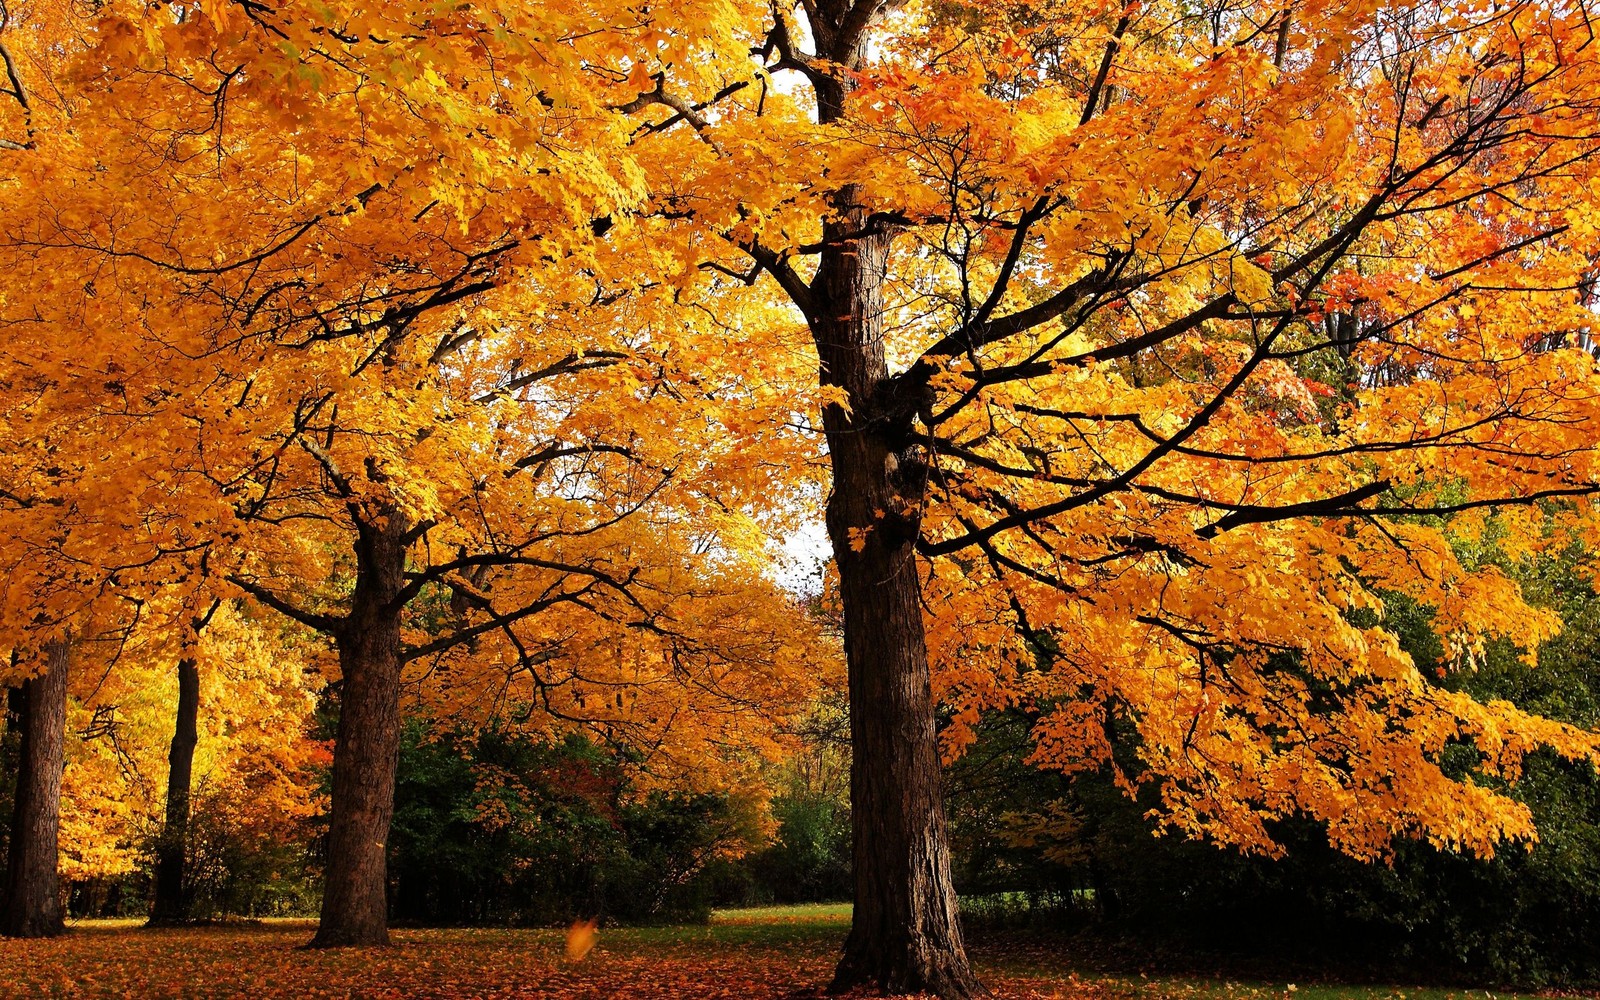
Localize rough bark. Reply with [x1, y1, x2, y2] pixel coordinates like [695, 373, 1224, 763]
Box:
[810, 196, 983, 996]
[1, 638, 70, 938]
[148, 657, 199, 925]
[790, 6, 984, 995]
[307, 507, 409, 948]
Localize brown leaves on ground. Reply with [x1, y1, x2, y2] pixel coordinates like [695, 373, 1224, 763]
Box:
[0, 921, 1563, 1000]
[6, 922, 823, 1000]
[0, 921, 1265, 1000]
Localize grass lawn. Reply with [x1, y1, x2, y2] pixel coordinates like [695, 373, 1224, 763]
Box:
[0, 906, 1565, 999]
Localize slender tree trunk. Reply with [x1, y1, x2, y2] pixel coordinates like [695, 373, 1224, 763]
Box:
[811, 196, 982, 996]
[1, 638, 70, 938]
[308, 508, 409, 947]
[2, 681, 20, 739]
[1, 682, 23, 878]
[148, 657, 199, 925]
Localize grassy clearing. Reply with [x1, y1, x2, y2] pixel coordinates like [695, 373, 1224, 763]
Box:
[0, 907, 1564, 999]
[711, 903, 854, 925]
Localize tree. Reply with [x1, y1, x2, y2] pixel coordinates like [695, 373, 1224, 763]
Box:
[1, 637, 69, 937]
[570, 0, 1600, 993]
[149, 602, 219, 925]
[146, 654, 199, 924]
[0, 1, 156, 934]
[148, 603, 324, 920]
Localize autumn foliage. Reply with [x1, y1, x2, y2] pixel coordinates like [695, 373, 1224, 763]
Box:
[4, 0, 1600, 996]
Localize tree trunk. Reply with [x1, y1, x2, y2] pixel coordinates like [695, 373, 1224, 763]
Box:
[148, 657, 199, 925]
[308, 508, 409, 948]
[1, 638, 70, 938]
[811, 200, 982, 996]
[1, 682, 23, 877]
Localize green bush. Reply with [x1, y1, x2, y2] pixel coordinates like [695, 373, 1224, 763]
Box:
[387, 722, 765, 925]
[740, 793, 852, 905]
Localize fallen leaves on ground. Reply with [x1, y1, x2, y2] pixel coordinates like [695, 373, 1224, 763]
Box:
[0, 922, 1555, 1000]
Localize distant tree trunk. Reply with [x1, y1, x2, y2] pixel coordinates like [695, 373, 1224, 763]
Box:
[1, 682, 23, 873]
[810, 191, 982, 996]
[1, 637, 70, 938]
[0, 681, 22, 914]
[148, 656, 199, 925]
[308, 508, 409, 948]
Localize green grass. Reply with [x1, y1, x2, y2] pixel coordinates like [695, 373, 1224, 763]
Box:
[711, 902, 854, 924]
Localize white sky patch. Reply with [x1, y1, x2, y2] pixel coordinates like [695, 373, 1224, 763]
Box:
[771, 514, 832, 596]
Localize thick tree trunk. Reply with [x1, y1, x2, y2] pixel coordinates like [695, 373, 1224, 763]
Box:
[148, 657, 199, 925]
[811, 203, 982, 997]
[308, 508, 409, 948]
[1, 638, 70, 938]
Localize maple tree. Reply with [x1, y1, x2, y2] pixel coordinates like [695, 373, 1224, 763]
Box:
[148, 644, 203, 926]
[567, 0, 1600, 994]
[2, 638, 68, 937]
[0, 0, 83, 939]
[934, 545, 1600, 986]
